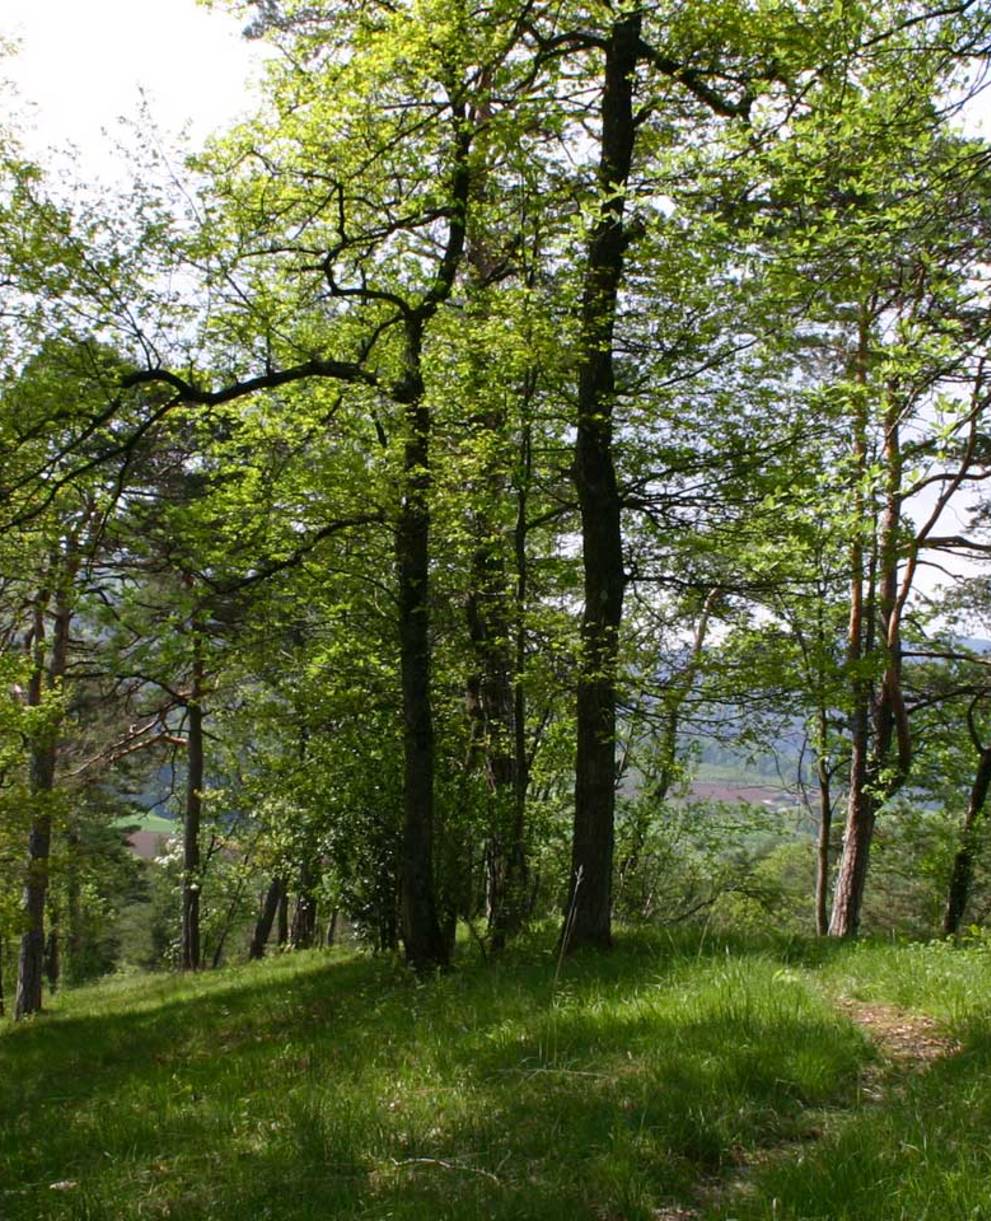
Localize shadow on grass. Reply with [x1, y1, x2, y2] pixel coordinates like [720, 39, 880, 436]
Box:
[717, 1020, 991, 1220]
[0, 930, 872, 1220]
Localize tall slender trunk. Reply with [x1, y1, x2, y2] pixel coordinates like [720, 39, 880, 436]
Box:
[181, 632, 204, 971]
[465, 521, 521, 946]
[393, 93, 469, 970]
[276, 881, 289, 946]
[44, 909, 60, 992]
[565, 12, 641, 952]
[830, 344, 912, 935]
[16, 577, 72, 1019]
[830, 310, 874, 938]
[943, 743, 991, 936]
[64, 819, 84, 983]
[815, 705, 833, 937]
[396, 358, 447, 970]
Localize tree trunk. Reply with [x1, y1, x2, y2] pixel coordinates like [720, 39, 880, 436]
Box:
[64, 820, 84, 984]
[943, 744, 991, 936]
[396, 370, 447, 970]
[16, 580, 72, 1019]
[181, 634, 205, 971]
[829, 310, 874, 938]
[44, 915, 59, 993]
[15, 809, 53, 1019]
[291, 860, 318, 949]
[250, 876, 285, 959]
[277, 882, 289, 945]
[564, 13, 640, 953]
[814, 707, 833, 937]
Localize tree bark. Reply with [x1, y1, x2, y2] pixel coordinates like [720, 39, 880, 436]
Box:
[181, 633, 205, 971]
[291, 860, 318, 949]
[16, 577, 72, 1019]
[277, 882, 289, 945]
[64, 820, 84, 984]
[250, 875, 285, 959]
[830, 310, 875, 938]
[564, 13, 640, 953]
[943, 744, 991, 936]
[396, 356, 448, 970]
[814, 708, 833, 937]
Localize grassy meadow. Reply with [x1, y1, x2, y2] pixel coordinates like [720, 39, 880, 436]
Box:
[3, 930, 991, 1219]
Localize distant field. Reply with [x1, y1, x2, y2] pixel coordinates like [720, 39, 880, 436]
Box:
[115, 811, 176, 835]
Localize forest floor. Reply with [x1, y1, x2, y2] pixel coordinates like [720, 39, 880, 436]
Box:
[3, 929, 991, 1219]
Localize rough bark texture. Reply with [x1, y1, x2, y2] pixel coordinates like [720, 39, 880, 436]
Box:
[15, 807, 53, 1019]
[16, 580, 72, 1019]
[394, 103, 470, 971]
[831, 376, 914, 935]
[564, 13, 640, 952]
[943, 744, 991, 936]
[396, 370, 448, 970]
[181, 636, 205, 971]
[830, 314, 877, 938]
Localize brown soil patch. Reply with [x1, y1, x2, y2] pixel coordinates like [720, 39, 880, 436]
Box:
[835, 998, 962, 1067]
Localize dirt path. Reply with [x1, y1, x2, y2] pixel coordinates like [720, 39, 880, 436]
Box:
[651, 998, 962, 1219]
[835, 997, 962, 1067]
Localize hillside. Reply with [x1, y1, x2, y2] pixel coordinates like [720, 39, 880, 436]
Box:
[4, 932, 991, 1219]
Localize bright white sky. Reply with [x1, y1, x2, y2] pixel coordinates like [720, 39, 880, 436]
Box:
[1, 0, 267, 177]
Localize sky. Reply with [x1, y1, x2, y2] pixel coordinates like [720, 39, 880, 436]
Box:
[1, 0, 268, 178]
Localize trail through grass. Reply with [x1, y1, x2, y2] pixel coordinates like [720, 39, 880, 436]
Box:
[3, 932, 991, 1219]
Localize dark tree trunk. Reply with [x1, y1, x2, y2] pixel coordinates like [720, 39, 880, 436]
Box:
[181, 636, 205, 971]
[814, 751, 833, 937]
[16, 582, 71, 1020]
[943, 745, 991, 936]
[396, 371, 447, 971]
[250, 876, 285, 960]
[466, 538, 521, 947]
[325, 908, 339, 948]
[44, 919, 59, 992]
[277, 882, 289, 946]
[564, 13, 640, 953]
[65, 820, 84, 984]
[17, 732, 58, 1016]
[291, 860, 318, 949]
[15, 809, 53, 1019]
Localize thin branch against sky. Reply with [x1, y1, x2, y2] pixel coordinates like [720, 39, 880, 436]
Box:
[1, 0, 268, 179]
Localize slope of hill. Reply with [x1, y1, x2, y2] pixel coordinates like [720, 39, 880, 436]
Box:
[4, 932, 991, 1219]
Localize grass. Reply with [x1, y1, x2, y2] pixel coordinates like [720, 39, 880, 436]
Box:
[3, 930, 991, 1219]
[115, 812, 176, 835]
